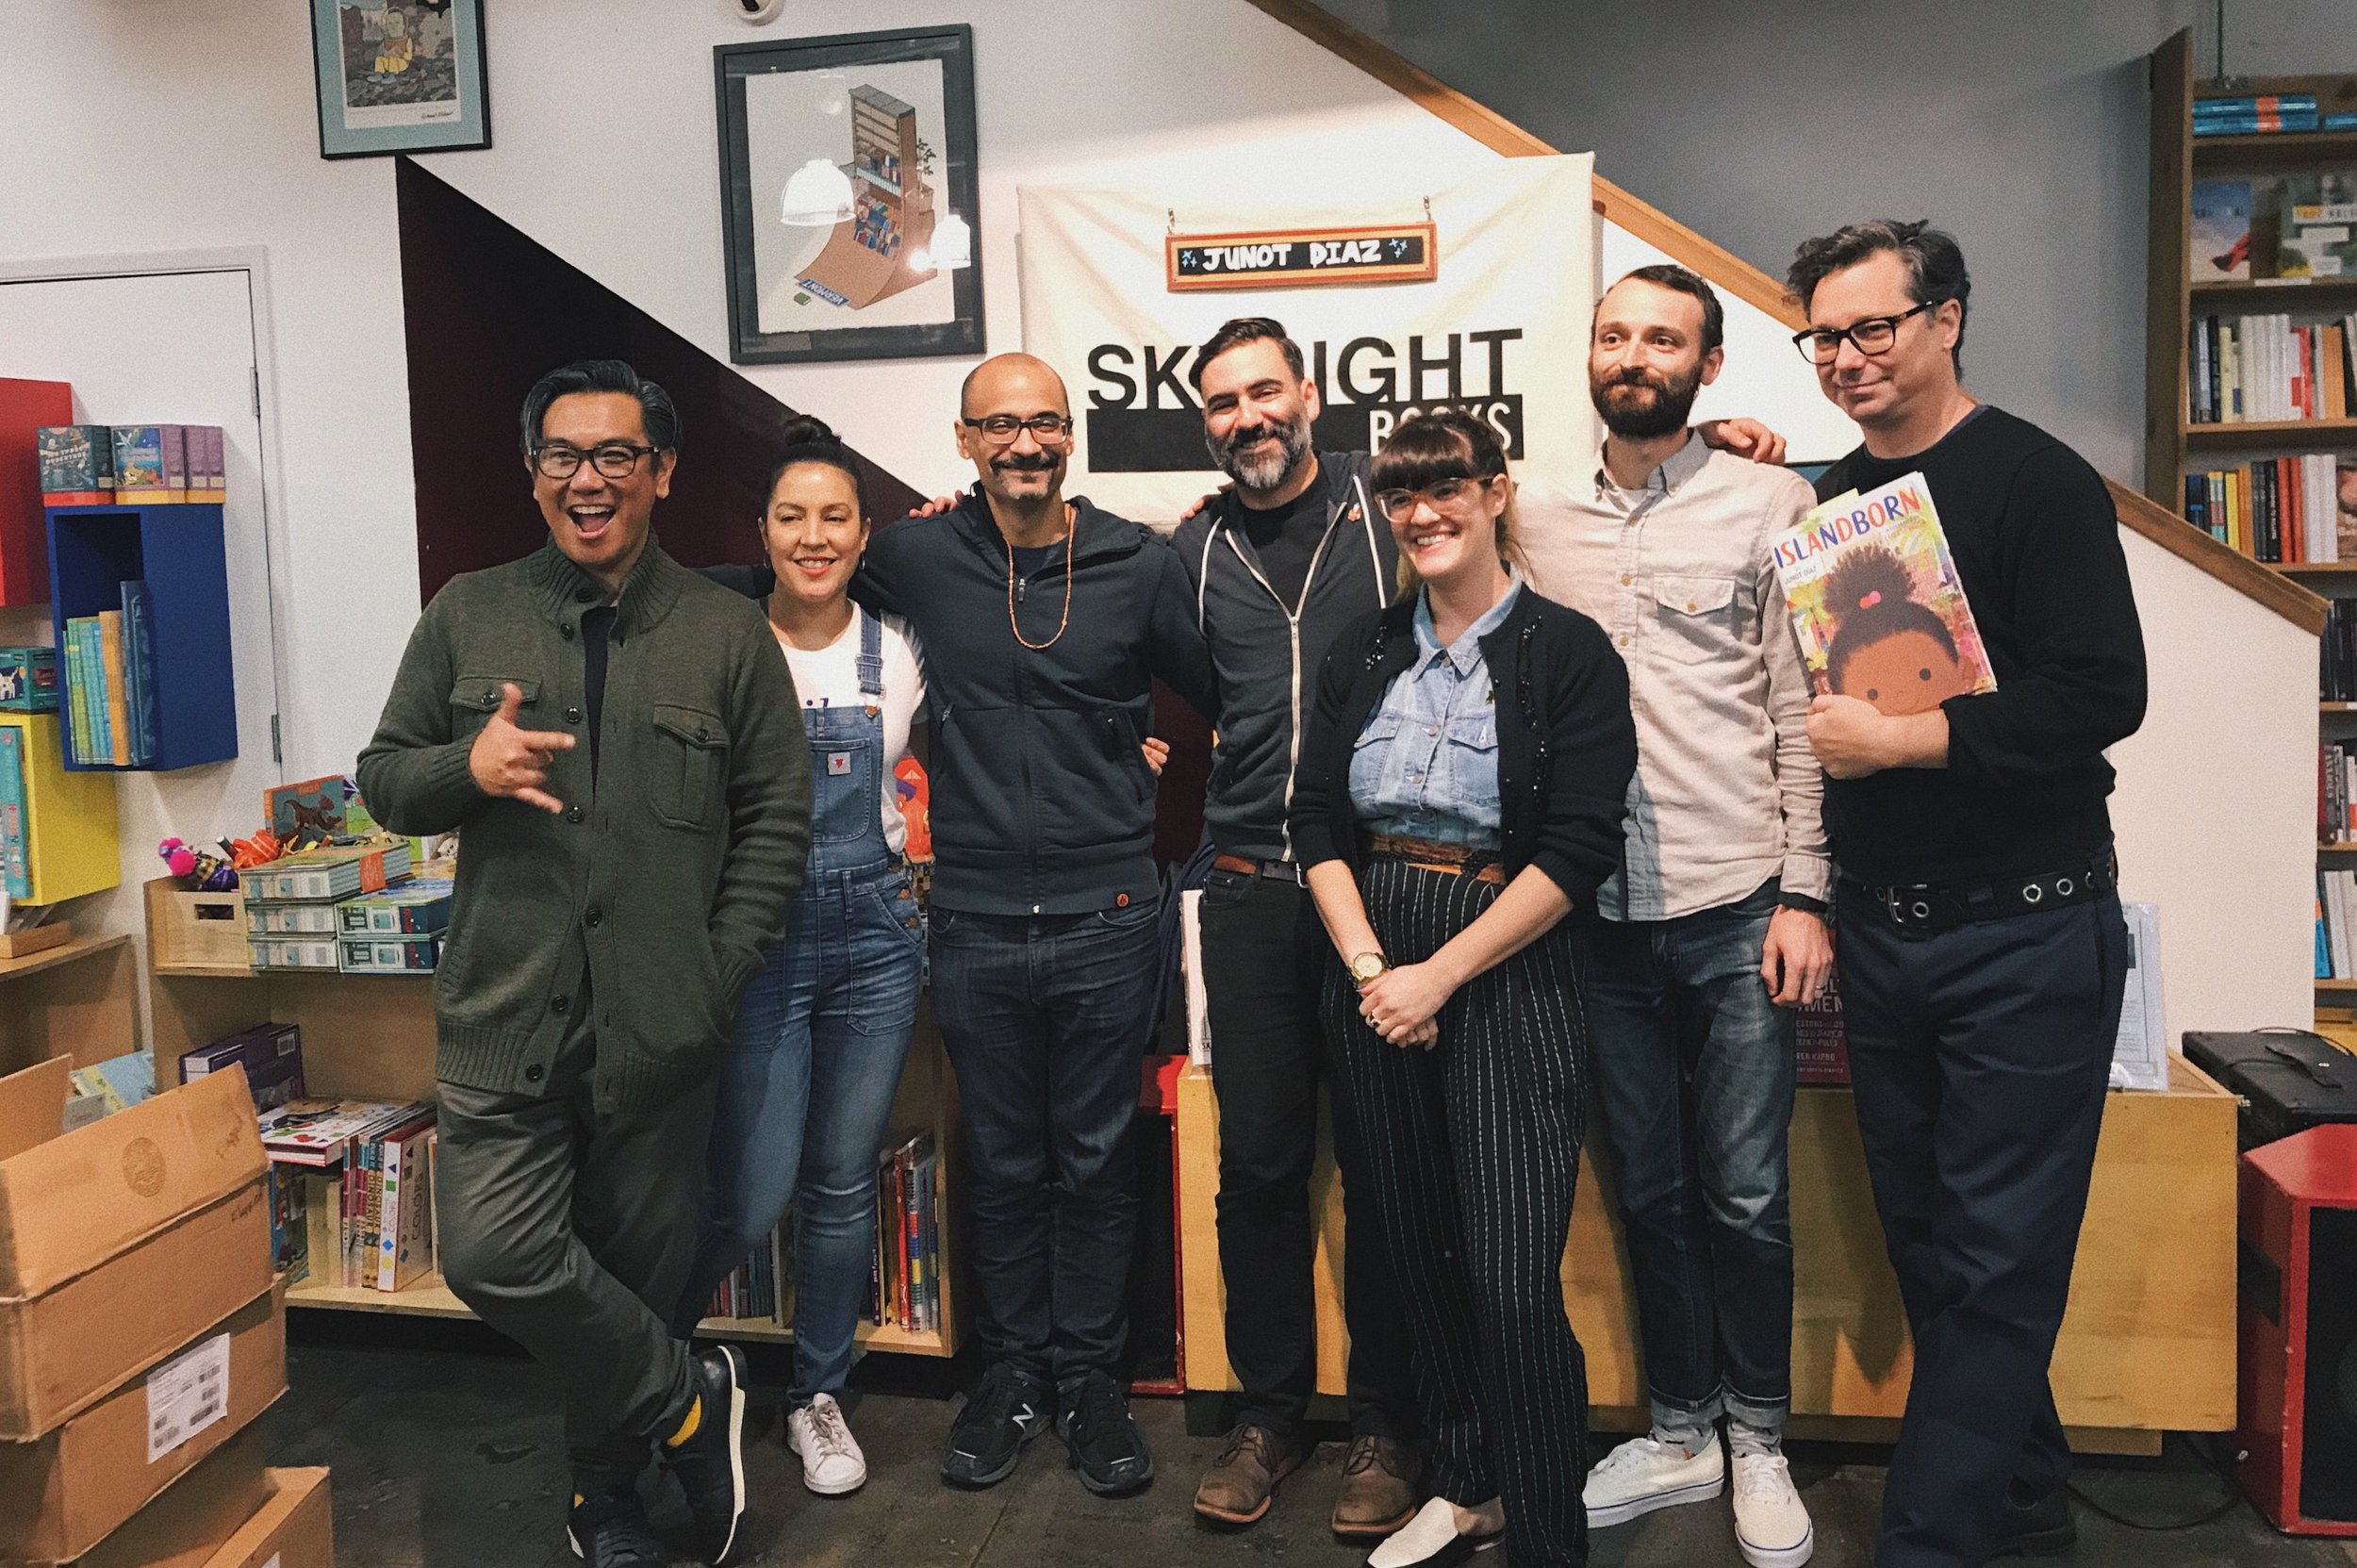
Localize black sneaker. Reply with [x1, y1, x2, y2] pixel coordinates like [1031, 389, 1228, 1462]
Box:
[660, 1345, 749, 1565]
[566, 1487, 667, 1567]
[1992, 1482, 2076, 1558]
[1057, 1369, 1153, 1496]
[941, 1362, 1051, 1488]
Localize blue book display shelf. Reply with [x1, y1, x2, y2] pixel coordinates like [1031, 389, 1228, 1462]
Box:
[45, 503, 238, 772]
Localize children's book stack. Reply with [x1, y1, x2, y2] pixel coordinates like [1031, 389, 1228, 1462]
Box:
[867, 1130, 941, 1332]
[257, 1097, 438, 1292]
[58, 581, 161, 767]
[36, 423, 227, 506]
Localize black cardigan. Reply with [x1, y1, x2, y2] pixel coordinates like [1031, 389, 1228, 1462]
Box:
[1289, 587, 1638, 908]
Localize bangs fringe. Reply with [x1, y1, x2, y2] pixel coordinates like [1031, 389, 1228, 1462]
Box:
[1368, 422, 1492, 495]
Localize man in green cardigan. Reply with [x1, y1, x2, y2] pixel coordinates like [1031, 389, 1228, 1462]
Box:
[356, 360, 811, 1568]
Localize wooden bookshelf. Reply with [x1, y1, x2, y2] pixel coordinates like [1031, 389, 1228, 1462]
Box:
[141, 893, 964, 1358]
[0, 929, 137, 1074]
[2151, 35, 2357, 1018]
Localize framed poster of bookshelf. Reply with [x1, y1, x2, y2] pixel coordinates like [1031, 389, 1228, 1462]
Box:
[713, 25, 985, 365]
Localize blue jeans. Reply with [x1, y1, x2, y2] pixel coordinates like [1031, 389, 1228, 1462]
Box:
[1584, 879, 1794, 1435]
[674, 862, 923, 1401]
[928, 895, 1162, 1386]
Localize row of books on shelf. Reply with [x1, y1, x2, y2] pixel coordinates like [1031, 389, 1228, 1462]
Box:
[2184, 454, 2353, 560]
[60, 582, 161, 767]
[699, 1130, 945, 1332]
[241, 836, 453, 975]
[2191, 173, 2357, 287]
[272, 1114, 439, 1293]
[2193, 93, 2357, 138]
[2317, 869, 2357, 979]
[2321, 740, 2357, 845]
[36, 422, 227, 505]
[2185, 311, 2354, 423]
[2322, 602, 2357, 701]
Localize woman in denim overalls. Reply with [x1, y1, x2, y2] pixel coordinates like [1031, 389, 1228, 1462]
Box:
[676, 417, 926, 1495]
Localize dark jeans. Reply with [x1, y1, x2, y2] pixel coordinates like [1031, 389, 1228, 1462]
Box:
[929, 896, 1162, 1386]
[436, 1028, 713, 1494]
[1585, 879, 1793, 1435]
[1837, 886, 2128, 1568]
[1199, 866, 1416, 1440]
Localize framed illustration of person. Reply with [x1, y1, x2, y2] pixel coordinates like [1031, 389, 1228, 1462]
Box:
[714, 25, 985, 364]
[308, 0, 490, 157]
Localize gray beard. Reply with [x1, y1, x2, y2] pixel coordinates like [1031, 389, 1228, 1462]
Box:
[1209, 420, 1311, 493]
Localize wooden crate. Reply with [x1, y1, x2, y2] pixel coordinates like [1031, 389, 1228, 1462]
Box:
[144, 874, 252, 973]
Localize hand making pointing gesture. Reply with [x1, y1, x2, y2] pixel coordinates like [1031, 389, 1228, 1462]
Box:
[469, 681, 575, 812]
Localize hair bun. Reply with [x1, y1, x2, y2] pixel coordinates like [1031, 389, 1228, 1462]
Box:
[777, 414, 840, 448]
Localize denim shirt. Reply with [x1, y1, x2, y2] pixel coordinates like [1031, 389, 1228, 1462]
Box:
[1346, 576, 1523, 849]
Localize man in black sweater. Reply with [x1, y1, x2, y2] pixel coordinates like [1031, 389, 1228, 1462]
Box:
[711, 355, 1216, 1499]
[1787, 221, 2146, 1568]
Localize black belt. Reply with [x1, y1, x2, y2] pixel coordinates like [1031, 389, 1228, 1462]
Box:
[1842, 850, 2118, 935]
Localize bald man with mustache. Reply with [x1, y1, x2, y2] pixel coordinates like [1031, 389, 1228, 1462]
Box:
[712, 355, 1216, 1497]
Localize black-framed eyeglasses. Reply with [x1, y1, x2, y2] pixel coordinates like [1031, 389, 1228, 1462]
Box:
[961, 414, 1075, 445]
[1791, 301, 1940, 365]
[533, 442, 660, 480]
[1372, 474, 1498, 523]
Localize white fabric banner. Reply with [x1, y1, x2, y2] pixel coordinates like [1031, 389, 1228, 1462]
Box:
[1016, 155, 1596, 522]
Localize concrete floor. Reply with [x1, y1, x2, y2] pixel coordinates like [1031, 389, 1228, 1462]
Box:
[270, 1322, 2355, 1568]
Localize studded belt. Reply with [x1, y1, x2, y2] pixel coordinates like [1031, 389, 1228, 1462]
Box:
[1843, 850, 2118, 934]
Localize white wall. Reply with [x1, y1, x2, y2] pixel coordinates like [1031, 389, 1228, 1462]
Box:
[0, 0, 2316, 1039]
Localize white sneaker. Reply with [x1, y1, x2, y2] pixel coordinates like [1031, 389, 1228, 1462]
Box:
[787, 1394, 867, 1495]
[1365, 1495, 1503, 1568]
[1731, 1452, 1813, 1568]
[1582, 1432, 1725, 1527]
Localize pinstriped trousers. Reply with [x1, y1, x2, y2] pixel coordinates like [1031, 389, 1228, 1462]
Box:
[1322, 855, 1591, 1568]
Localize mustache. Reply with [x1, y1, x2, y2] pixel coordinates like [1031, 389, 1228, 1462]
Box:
[1603, 370, 1668, 394]
[991, 454, 1059, 472]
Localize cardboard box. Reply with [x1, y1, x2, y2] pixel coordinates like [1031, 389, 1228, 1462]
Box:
[0, 1063, 271, 1439]
[0, 1290, 286, 1561]
[50, 1420, 274, 1568]
[201, 1467, 331, 1568]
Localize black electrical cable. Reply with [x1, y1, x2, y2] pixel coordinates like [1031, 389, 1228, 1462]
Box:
[2063, 1433, 2248, 1532]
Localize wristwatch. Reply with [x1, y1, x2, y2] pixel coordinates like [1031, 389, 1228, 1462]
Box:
[1347, 950, 1389, 985]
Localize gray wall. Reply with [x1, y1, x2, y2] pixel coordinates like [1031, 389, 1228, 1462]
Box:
[1319, 0, 2357, 485]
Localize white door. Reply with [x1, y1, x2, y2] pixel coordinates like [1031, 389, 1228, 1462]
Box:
[0, 267, 286, 1029]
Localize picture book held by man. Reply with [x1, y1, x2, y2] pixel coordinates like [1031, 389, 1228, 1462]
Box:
[1770, 471, 1997, 718]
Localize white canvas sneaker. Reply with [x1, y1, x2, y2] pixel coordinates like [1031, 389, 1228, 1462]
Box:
[1731, 1452, 1814, 1568]
[1582, 1431, 1725, 1528]
[788, 1394, 868, 1495]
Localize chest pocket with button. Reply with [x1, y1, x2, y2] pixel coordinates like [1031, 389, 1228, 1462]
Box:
[651, 702, 729, 831]
[1649, 574, 1739, 666]
[448, 675, 539, 743]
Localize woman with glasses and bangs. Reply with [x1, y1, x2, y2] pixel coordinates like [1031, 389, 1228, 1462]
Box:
[1290, 409, 1638, 1568]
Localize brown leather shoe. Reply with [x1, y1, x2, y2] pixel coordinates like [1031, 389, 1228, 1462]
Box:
[1330, 1433, 1420, 1541]
[1193, 1424, 1303, 1527]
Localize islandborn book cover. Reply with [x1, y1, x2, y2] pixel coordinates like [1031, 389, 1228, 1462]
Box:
[1770, 471, 1997, 717]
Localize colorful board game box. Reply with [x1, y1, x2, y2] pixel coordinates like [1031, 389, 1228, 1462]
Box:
[242, 839, 413, 902]
[266, 774, 378, 844]
[35, 425, 113, 504]
[0, 648, 57, 713]
[338, 933, 440, 974]
[109, 425, 169, 502]
[181, 1020, 307, 1112]
[338, 877, 453, 936]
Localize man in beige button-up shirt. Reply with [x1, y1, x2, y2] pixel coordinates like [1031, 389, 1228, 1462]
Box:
[1518, 266, 1831, 1568]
